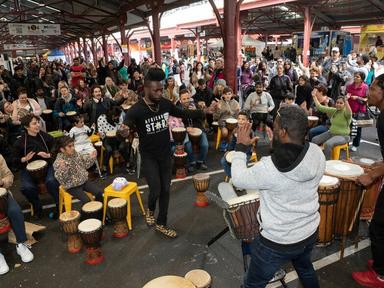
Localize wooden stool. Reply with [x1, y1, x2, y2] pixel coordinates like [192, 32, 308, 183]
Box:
[59, 186, 94, 214]
[332, 143, 350, 160]
[102, 182, 145, 230]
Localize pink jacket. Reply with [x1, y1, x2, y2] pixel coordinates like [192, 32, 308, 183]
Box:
[346, 82, 368, 114]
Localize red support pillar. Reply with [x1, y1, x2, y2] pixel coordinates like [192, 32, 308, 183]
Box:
[170, 36, 175, 57]
[82, 37, 88, 63]
[102, 34, 109, 62]
[303, 6, 312, 67]
[223, 0, 238, 91]
[70, 43, 76, 62]
[77, 38, 82, 58]
[196, 29, 201, 62]
[119, 14, 129, 66]
[90, 37, 98, 67]
[151, 9, 162, 65]
[237, 24, 242, 66]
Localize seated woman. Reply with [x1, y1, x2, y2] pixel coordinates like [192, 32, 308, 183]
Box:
[53, 85, 79, 131]
[311, 94, 352, 159]
[53, 136, 103, 205]
[12, 114, 59, 218]
[97, 106, 129, 174]
[220, 112, 256, 178]
[12, 87, 45, 131]
[213, 87, 240, 151]
[0, 154, 33, 275]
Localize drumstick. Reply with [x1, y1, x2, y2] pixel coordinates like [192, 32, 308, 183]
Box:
[348, 188, 366, 232]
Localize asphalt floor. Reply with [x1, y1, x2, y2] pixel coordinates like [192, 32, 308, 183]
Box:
[0, 125, 381, 288]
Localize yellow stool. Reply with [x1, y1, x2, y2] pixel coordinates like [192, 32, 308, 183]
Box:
[102, 182, 145, 230]
[58, 186, 94, 214]
[332, 143, 350, 160]
[215, 128, 222, 150]
[89, 134, 101, 143]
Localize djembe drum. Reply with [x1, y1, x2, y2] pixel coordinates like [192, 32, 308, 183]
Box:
[81, 201, 103, 221]
[192, 173, 210, 207]
[66, 111, 77, 122]
[174, 152, 187, 179]
[26, 160, 48, 194]
[185, 269, 212, 288]
[78, 219, 104, 265]
[212, 121, 219, 134]
[224, 151, 235, 166]
[188, 127, 202, 154]
[108, 198, 128, 238]
[42, 109, 54, 131]
[172, 127, 187, 155]
[308, 116, 319, 128]
[225, 192, 260, 241]
[351, 157, 383, 220]
[59, 210, 82, 253]
[143, 276, 195, 288]
[0, 188, 11, 235]
[225, 118, 238, 142]
[317, 175, 340, 246]
[106, 130, 117, 139]
[325, 160, 364, 258]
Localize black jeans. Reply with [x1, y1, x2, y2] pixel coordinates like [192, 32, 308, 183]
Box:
[142, 153, 172, 226]
[352, 127, 362, 147]
[103, 137, 129, 169]
[67, 180, 104, 205]
[370, 185, 384, 276]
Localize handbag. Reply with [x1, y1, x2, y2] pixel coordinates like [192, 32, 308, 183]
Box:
[354, 105, 373, 127]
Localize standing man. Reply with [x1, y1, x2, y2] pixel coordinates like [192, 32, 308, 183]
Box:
[123, 68, 203, 238]
[352, 74, 384, 288]
[231, 105, 325, 288]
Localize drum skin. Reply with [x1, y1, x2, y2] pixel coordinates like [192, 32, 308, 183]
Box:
[192, 174, 210, 192]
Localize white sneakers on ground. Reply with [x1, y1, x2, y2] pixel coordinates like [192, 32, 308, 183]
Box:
[0, 243, 33, 276]
[350, 146, 358, 152]
[0, 253, 9, 275]
[16, 243, 34, 263]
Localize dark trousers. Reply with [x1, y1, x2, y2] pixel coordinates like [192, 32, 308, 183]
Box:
[370, 186, 384, 276]
[7, 194, 27, 243]
[244, 235, 319, 288]
[103, 137, 129, 168]
[352, 127, 362, 147]
[142, 153, 172, 226]
[67, 180, 104, 205]
[20, 164, 59, 213]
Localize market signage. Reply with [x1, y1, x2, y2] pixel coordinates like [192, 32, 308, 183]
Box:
[8, 23, 61, 36]
[3, 43, 37, 50]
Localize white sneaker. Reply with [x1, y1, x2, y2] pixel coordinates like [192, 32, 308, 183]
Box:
[0, 253, 9, 275]
[350, 146, 358, 152]
[16, 243, 34, 263]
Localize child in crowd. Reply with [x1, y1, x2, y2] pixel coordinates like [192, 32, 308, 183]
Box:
[282, 92, 298, 106]
[69, 115, 95, 155]
[220, 111, 257, 178]
[53, 136, 103, 205]
[213, 87, 240, 151]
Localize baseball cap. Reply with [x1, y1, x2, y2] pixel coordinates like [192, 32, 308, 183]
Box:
[331, 47, 340, 53]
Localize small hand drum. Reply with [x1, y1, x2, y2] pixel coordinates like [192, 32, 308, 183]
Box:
[108, 198, 128, 238]
[78, 218, 104, 265]
[174, 152, 187, 179]
[59, 210, 82, 253]
[192, 173, 210, 207]
[308, 116, 319, 128]
[106, 130, 117, 138]
[81, 201, 103, 221]
[143, 276, 195, 288]
[188, 128, 202, 154]
[26, 160, 48, 194]
[185, 269, 212, 288]
[172, 127, 187, 155]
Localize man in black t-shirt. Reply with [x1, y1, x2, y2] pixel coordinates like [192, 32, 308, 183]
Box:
[352, 74, 384, 288]
[123, 68, 203, 238]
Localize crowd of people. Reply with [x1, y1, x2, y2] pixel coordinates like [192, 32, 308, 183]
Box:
[0, 47, 383, 288]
